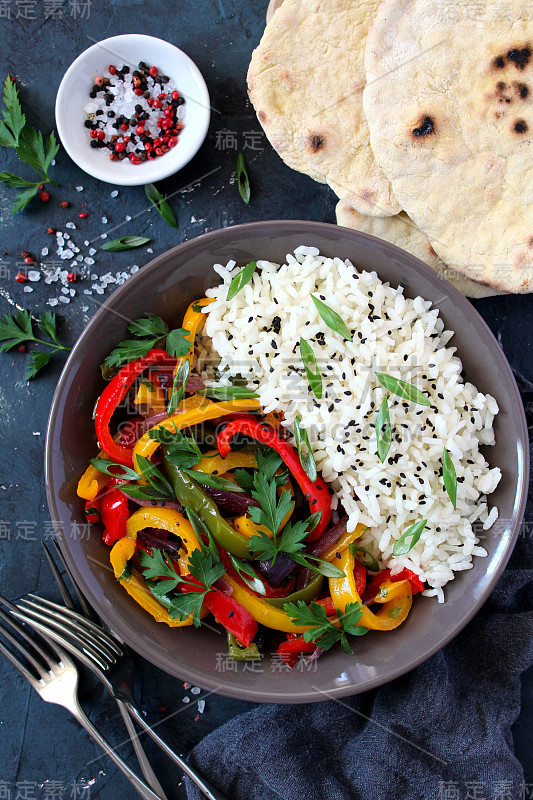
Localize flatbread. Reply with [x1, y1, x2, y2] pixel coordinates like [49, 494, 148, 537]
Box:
[336, 201, 498, 298]
[363, 0, 533, 292]
[247, 0, 400, 217]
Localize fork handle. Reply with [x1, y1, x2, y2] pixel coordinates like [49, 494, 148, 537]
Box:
[68, 700, 165, 800]
[117, 699, 168, 800]
[126, 703, 228, 800]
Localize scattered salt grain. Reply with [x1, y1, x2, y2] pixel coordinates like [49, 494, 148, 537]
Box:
[89, 248, 96, 256]
[59, 296, 70, 304]
[66, 222, 76, 230]
[51, 159, 56, 166]
[27, 271, 41, 282]
[125, 214, 131, 221]
[41, 247, 49, 257]
[147, 248, 153, 254]
[91, 273, 98, 281]
[110, 190, 119, 198]
[190, 687, 201, 695]
[48, 298, 59, 306]
[23, 286, 33, 293]
[183, 683, 191, 690]
[75, 185, 83, 192]
[81, 305, 89, 312]
[84, 257, 95, 266]
[101, 234, 107, 239]
[61, 287, 69, 295]
[131, 265, 139, 274]
[182, 696, 190, 704]
[83, 289, 92, 295]
[84, 240, 90, 247]
[197, 700, 205, 713]
[101, 216, 108, 224]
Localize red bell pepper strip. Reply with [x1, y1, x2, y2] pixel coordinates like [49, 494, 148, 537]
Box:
[217, 418, 331, 540]
[95, 348, 169, 467]
[204, 588, 258, 647]
[84, 494, 103, 524]
[394, 568, 425, 594]
[101, 487, 129, 546]
[276, 636, 317, 668]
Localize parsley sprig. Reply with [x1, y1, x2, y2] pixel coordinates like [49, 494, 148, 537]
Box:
[284, 600, 369, 654]
[139, 510, 225, 627]
[0, 309, 70, 380]
[103, 314, 190, 369]
[0, 77, 60, 212]
[246, 449, 344, 578]
[148, 423, 203, 470]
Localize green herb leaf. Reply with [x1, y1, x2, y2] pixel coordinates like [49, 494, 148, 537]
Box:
[103, 314, 170, 369]
[375, 372, 431, 406]
[37, 311, 60, 345]
[248, 471, 294, 538]
[89, 457, 140, 481]
[139, 548, 181, 591]
[184, 506, 221, 565]
[300, 337, 322, 399]
[168, 591, 206, 627]
[233, 468, 255, 491]
[198, 385, 259, 400]
[101, 236, 151, 252]
[392, 519, 427, 557]
[145, 183, 177, 229]
[311, 295, 352, 342]
[255, 448, 285, 483]
[119, 484, 174, 500]
[349, 543, 379, 572]
[376, 395, 392, 463]
[294, 416, 317, 482]
[236, 152, 250, 204]
[187, 543, 226, 590]
[16, 126, 47, 175]
[167, 358, 190, 415]
[226, 261, 257, 301]
[228, 554, 266, 595]
[289, 551, 345, 578]
[284, 600, 368, 654]
[192, 299, 211, 313]
[11, 184, 39, 213]
[0, 172, 36, 188]
[442, 448, 457, 509]
[128, 314, 168, 339]
[165, 328, 191, 358]
[0, 77, 25, 147]
[183, 469, 245, 493]
[25, 351, 52, 380]
[44, 131, 59, 172]
[135, 455, 175, 498]
[151, 423, 203, 470]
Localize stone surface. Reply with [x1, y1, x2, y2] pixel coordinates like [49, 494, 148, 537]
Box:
[0, 1, 531, 797]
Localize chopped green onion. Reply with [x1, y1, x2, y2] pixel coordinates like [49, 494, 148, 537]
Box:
[182, 469, 245, 492]
[89, 458, 140, 481]
[375, 372, 431, 406]
[392, 519, 427, 556]
[293, 415, 317, 482]
[236, 152, 250, 204]
[349, 543, 380, 572]
[311, 295, 352, 341]
[376, 395, 392, 463]
[442, 448, 457, 509]
[227, 261, 257, 301]
[198, 385, 259, 400]
[299, 336, 322, 399]
[101, 236, 151, 252]
[167, 358, 190, 416]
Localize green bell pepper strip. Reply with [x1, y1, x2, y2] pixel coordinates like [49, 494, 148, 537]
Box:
[264, 573, 324, 608]
[226, 630, 261, 661]
[162, 451, 253, 560]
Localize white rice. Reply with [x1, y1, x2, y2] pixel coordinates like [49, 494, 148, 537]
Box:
[197, 246, 501, 601]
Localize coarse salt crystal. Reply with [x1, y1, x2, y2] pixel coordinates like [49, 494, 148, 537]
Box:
[59, 296, 70, 304]
[23, 286, 33, 293]
[89, 248, 96, 256]
[101, 234, 107, 239]
[190, 687, 201, 695]
[28, 271, 41, 282]
[83, 289, 92, 295]
[131, 265, 139, 273]
[197, 700, 205, 713]
[182, 696, 190, 704]
[111, 190, 119, 198]
[75, 185, 83, 192]
[41, 247, 49, 257]
[147, 248, 153, 253]
[125, 215, 131, 221]
[84, 257, 95, 266]
[66, 222, 76, 229]
[101, 217, 108, 224]
[81, 305, 89, 312]
[48, 298, 59, 306]
[84, 240, 90, 247]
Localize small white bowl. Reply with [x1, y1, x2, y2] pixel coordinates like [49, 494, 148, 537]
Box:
[55, 34, 210, 186]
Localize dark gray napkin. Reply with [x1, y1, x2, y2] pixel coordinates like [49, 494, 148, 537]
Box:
[186, 451, 533, 800]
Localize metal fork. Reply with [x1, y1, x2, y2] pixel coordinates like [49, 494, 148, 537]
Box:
[1, 591, 228, 800]
[0, 605, 165, 800]
[42, 542, 168, 800]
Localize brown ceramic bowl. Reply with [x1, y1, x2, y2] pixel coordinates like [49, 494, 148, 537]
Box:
[45, 221, 529, 703]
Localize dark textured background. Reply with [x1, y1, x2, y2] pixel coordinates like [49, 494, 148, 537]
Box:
[0, 1, 531, 797]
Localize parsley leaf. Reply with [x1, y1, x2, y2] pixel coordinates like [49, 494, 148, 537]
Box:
[103, 314, 190, 369]
[139, 548, 181, 592]
[284, 600, 369, 654]
[167, 358, 190, 415]
[148, 423, 203, 470]
[0, 76, 25, 147]
[0, 308, 70, 379]
[248, 471, 294, 539]
[166, 328, 191, 358]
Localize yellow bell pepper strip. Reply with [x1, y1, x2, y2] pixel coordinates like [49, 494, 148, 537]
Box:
[233, 471, 294, 540]
[321, 523, 367, 562]
[121, 568, 204, 627]
[329, 548, 412, 631]
[133, 380, 166, 414]
[193, 450, 258, 475]
[125, 507, 200, 550]
[370, 578, 411, 604]
[133, 397, 261, 470]
[110, 535, 136, 577]
[223, 575, 310, 634]
[173, 298, 214, 376]
[77, 452, 110, 500]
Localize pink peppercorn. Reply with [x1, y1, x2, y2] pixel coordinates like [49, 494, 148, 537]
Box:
[168, 136, 178, 147]
[115, 141, 125, 152]
[149, 66, 158, 77]
[153, 99, 163, 109]
[160, 118, 172, 130]
[15, 272, 26, 283]
[135, 125, 145, 135]
[171, 90, 179, 100]
[79, 212, 88, 219]
[133, 87, 144, 96]
[109, 64, 116, 75]
[39, 191, 50, 202]
[121, 123, 129, 131]
[67, 271, 76, 283]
